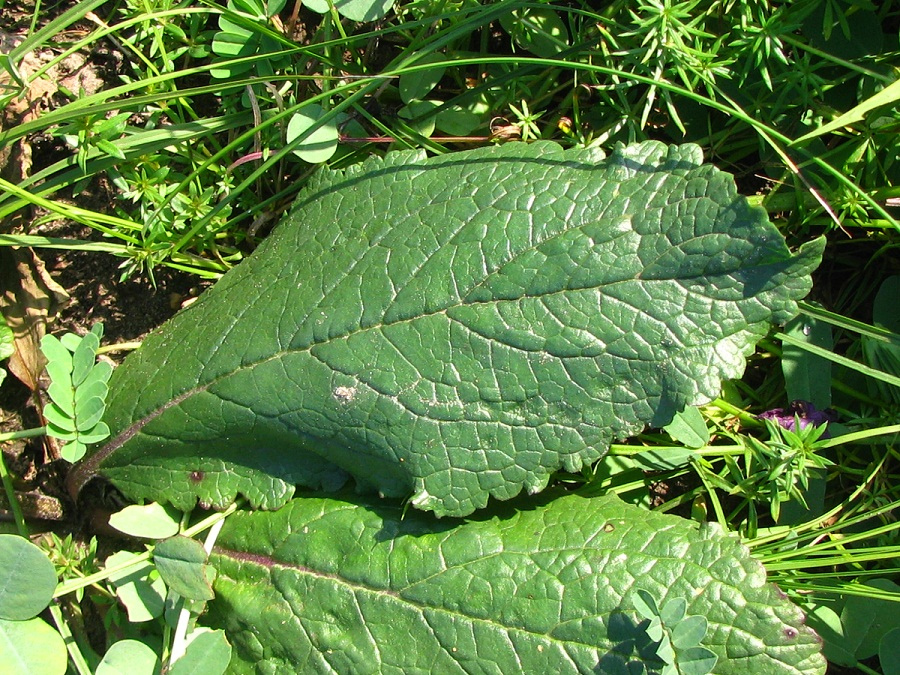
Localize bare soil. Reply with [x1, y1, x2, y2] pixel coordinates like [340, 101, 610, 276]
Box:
[0, 1, 214, 526]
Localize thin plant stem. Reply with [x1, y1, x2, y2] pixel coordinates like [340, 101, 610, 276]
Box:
[169, 512, 230, 665]
[0, 426, 47, 443]
[48, 602, 92, 675]
[0, 446, 28, 537]
[692, 459, 729, 528]
[96, 342, 142, 356]
[54, 500, 242, 598]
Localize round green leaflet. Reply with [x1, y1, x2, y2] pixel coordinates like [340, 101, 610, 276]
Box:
[0, 617, 67, 675]
[286, 104, 339, 164]
[303, 0, 393, 22]
[0, 535, 58, 621]
[95, 639, 160, 675]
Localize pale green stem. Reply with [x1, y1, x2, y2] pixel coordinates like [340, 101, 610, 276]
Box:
[54, 500, 241, 598]
[169, 505, 231, 665]
[48, 602, 92, 675]
[0, 443, 29, 537]
[96, 341, 142, 356]
[817, 424, 900, 450]
[0, 426, 47, 443]
[692, 460, 729, 528]
[609, 443, 748, 456]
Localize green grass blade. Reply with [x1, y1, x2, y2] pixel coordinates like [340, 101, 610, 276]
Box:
[777, 332, 900, 390]
[7, 0, 108, 61]
[793, 78, 900, 144]
[799, 303, 900, 347]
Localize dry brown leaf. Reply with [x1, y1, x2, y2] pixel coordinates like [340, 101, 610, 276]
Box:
[0, 247, 69, 391]
[0, 45, 104, 182]
[0, 49, 57, 182]
[0, 43, 80, 391]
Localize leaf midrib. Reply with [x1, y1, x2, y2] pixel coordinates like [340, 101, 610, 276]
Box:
[112, 160, 760, 446]
[212, 538, 717, 659]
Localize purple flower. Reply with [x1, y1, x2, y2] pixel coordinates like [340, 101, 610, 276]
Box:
[758, 400, 837, 436]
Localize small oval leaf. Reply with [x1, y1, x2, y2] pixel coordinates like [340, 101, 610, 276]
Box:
[60, 439, 88, 463]
[664, 406, 710, 449]
[154, 537, 215, 601]
[115, 578, 167, 623]
[633, 588, 660, 620]
[0, 314, 13, 362]
[435, 104, 481, 135]
[106, 550, 154, 586]
[75, 380, 109, 408]
[660, 596, 688, 625]
[109, 503, 181, 539]
[879, 627, 900, 675]
[46, 381, 74, 415]
[76, 421, 110, 445]
[71, 332, 100, 388]
[43, 402, 75, 432]
[0, 617, 67, 675]
[40, 334, 72, 378]
[168, 629, 231, 675]
[95, 639, 160, 675]
[81, 359, 113, 388]
[0, 535, 57, 620]
[399, 53, 447, 103]
[45, 422, 77, 442]
[286, 104, 339, 164]
[303, 0, 393, 22]
[398, 99, 440, 137]
[106, 551, 167, 622]
[211, 29, 256, 58]
[678, 646, 719, 675]
[75, 396, 106, 431]
[672, 614, 709, 649]
[59, 333, 81, 352]
[500, 7, 570, 57]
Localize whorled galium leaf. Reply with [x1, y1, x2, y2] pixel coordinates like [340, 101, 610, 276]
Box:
[69, 141, 825, 517]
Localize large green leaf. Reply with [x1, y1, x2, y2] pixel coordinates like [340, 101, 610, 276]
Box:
[206, 491, 825, 674]
[70, 141, 824, 517]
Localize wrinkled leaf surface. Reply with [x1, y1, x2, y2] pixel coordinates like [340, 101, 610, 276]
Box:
[207, 491, 825, 674]
[71, 141, 824, 516]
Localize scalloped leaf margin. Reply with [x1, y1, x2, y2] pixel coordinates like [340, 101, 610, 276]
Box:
[207, 491, 826, 674]
[70, 141, 825, 517]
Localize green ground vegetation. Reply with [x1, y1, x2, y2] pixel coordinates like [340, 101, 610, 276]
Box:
[0, 1, 899, 673]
